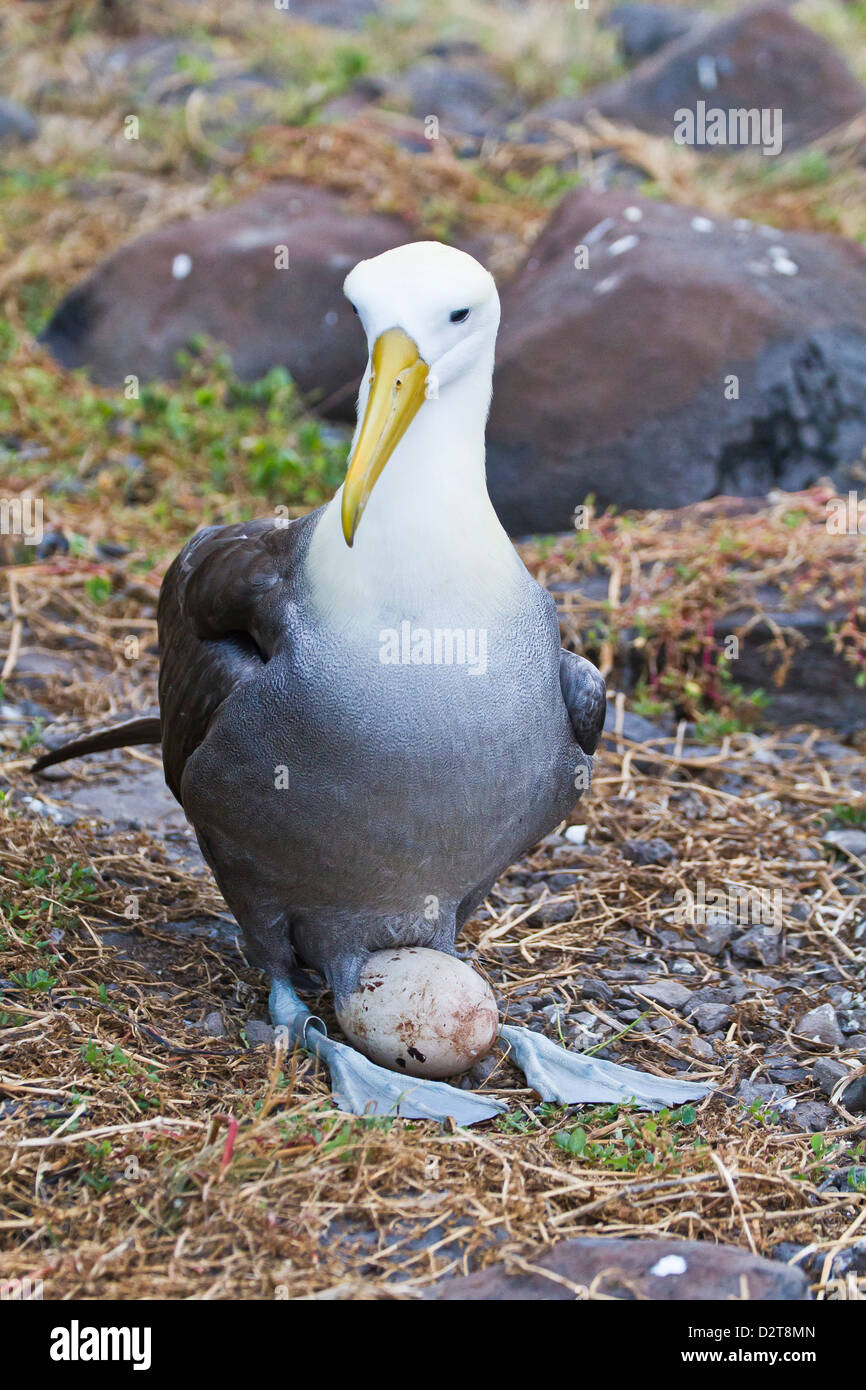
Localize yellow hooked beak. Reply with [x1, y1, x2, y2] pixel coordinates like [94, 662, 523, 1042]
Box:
[341, 328, 429, 546]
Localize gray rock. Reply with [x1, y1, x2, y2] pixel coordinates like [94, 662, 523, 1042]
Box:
[602, 705, 668, 743]
[736, 1079, 787, 1107]
[386, 54, 525, 142]
[795, 1004, 846, 1048]
[487, 187, 866, 530]
[603, 4, 697, 63]
[790, 1100, 835, 1132]
[686, 1002, 733, 1033]
[731, 926, 782, 967]
[824, 828, 866, 858]
[813, 1058, 866, 1112]
[245, 1020, 276, 1047]
[636, 979, 692, 1009]
[621, 837, 676, 865]
[427, 1236, 808, 1300]
[693, 920, 732, 957]
[0, 97, 38, 143]
[203, 1010, 227, 1038]
[765, 1057, 808, 1084]
[285, 0, 381, 26]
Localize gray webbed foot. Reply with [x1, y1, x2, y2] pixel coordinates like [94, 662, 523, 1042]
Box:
[314, 1033, 505, 1124]
[269, 978, 504, 1125]
[500, 1024, 709, 1110]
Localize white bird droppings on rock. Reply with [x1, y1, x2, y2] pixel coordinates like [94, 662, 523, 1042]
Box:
[733, 218, 753, 232]
[623, 206, 642, 223]
[583, 217, 617, 246]
[696, 54, 718, 91]
[324, 309, 338, 326]
[171, 253, 192, 280]
[594, 274, 621, 295]
[772, 257, 798, 275]
[608, 234, 638, 256]
[690, 216, 714, 233]
[650, 1254, 688, 1277]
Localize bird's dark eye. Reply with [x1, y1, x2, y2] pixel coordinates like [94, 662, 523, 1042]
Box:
[450, 308, 470, 323]
[350, 303, 359, 315]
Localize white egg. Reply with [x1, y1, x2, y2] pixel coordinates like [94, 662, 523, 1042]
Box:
[336, 947, 499, 1079]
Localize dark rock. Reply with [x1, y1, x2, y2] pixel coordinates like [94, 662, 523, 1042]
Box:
[40, 183, 413, 412]
[813, 1058, 866, 1112]
[427, 1236, 808, 1300]
[692, 920, 732, 957]
[245, 1020, 276, 1047]
[0, 97, 38, 143]
[635, 979, 692, 1009]
[576, 977, 615, 1005]
[736, 1079, 787, 1107]
[602, 705, 668, 742]
[533, 899, 575, 925]
[34, 529, 70, 561]
[790, 1100, 835, 1132]
[487, 187, 866, 530]
[765, 1056, 808, 1084]
[772, 1238, 866, 1277]
[285, 0, 381, 26]
[796, 1004, 845, 1047]
[385, 54, 525, 141]
[603, 4, 697, 63]
[686, 1002, 733, 1033]
[529, 5, 866, 153]
[731, 926, 782, 967]
[621, 837, 676, 865]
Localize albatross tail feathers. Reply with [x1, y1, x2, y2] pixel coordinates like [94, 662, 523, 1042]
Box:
[30, 716, 162, 772]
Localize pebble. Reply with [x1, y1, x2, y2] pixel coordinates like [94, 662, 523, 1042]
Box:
[790, 1100, 835, 1132]
[203, 1010, 227, 1038]
[731, 926, 782, 966]
[621, 837, 676, 865]
[692, 920, 732, 956]
[635, 979, 692, 1009]
[687, 1002, 733, 1033]
[813, 1058, 866, 1112]
[245, 1020, 277, 1047]
[736, 1079, 788, 1107]
[795, 1004, 845, 1047]
[824, 828, 866, 858]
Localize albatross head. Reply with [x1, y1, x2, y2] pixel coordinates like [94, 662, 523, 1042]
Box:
[340, 242, 500, 545]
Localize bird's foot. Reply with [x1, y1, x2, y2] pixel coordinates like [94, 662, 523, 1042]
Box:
[269, 978, 504, 1125]
[313, 1033, 505, 1124]
[500, 1024, 709, 1110]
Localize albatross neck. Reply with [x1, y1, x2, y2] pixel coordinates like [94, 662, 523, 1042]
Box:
[304, 354, 522, 625]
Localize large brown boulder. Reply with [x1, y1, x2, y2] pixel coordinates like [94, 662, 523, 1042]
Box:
[40, 182, 413, 415]
[427, 1236, 809, 1300]
[529, 4, 866, 154]
[486, 188, 866, 532]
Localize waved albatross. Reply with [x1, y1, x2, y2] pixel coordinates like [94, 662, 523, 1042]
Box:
[34, 242, 707, 1124]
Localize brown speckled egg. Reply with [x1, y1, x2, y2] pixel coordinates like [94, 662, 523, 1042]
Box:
[335, 947, 499, 1079]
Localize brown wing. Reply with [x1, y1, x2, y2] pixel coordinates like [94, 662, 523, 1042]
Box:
[157, 512, 319, 802]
